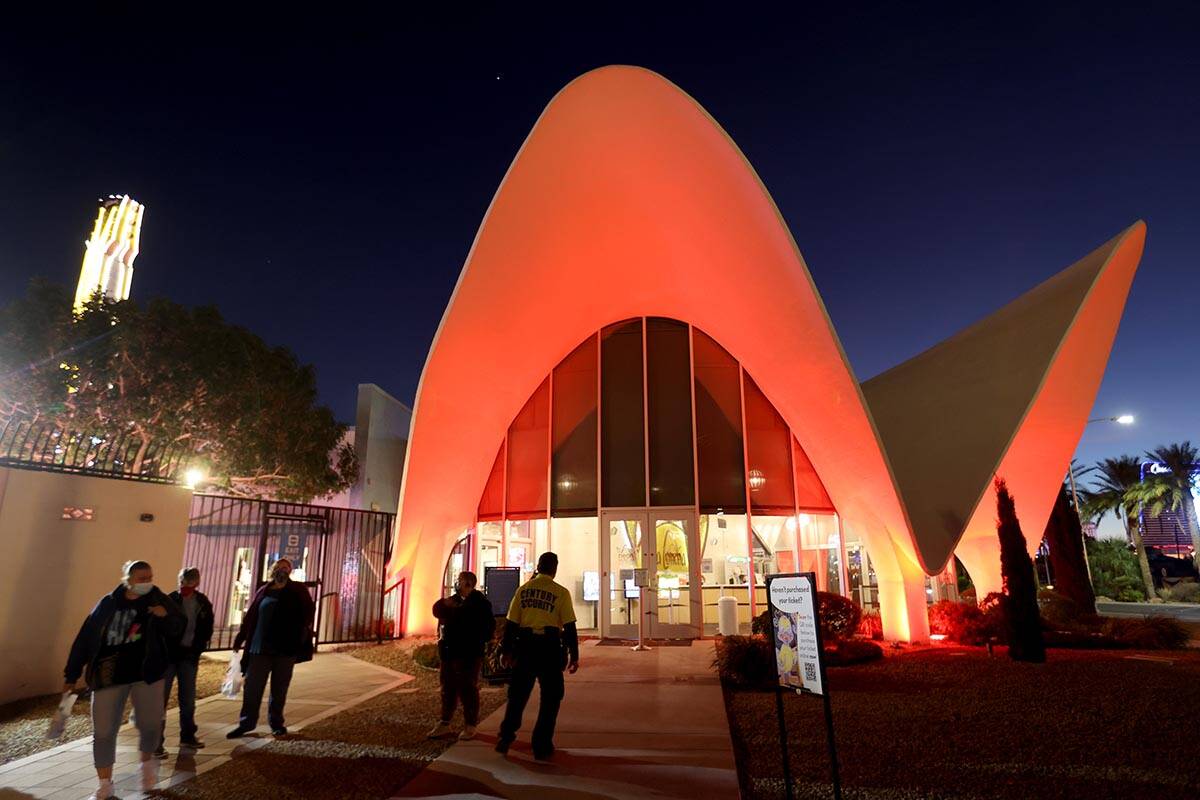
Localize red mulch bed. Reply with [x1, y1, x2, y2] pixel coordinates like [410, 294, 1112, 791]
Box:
[723, 645, 1200, 799]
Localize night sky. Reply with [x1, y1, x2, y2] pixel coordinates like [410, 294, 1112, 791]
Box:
[2, 4, 1197, 497]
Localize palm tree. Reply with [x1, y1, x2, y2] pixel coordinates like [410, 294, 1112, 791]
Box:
[1146, 442, 1200, 569]
[1082, 455, 1155, 599]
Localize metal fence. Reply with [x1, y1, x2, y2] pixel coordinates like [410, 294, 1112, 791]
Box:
[0, 414, 190, 482]
[182, 494, 401, 650]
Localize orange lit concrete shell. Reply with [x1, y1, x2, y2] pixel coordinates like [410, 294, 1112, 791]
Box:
[390, 65, 1144, 640]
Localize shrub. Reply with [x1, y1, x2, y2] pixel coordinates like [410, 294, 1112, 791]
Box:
[413, 642, 440, 670]
[1102, 616, 1189, 649]
[713, 635, 775, 687]
[1160, 581, 1200, 603]
[928, 600, 994, 645]
[1087, 539, 1148, 602]
[857, 610, 883, 640]
[826, 638, 883, 666]
[1038, 588, 1086, 629]
[750, 591, 863, 642]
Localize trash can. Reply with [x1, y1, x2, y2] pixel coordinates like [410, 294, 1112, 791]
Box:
[717, 595, 739, 636]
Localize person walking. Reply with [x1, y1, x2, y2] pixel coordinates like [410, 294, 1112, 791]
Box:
[63, 560, 185, 800]
[427, 571, 495, 741]
[226, 558, 315, 738]
[495, 552, 580, 760]
[156, 566, 214, 756]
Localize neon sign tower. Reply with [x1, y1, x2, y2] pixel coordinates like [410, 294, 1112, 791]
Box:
[73, 194, 145, 313]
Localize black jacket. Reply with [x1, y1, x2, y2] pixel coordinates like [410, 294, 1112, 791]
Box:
[64, 585, 185, 688]
[233, 581, 315, 662]
[433, 589, 495, 660]
[167, 590, 214, 660]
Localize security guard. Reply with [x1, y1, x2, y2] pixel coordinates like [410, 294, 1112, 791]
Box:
[495, 551, 580, 760]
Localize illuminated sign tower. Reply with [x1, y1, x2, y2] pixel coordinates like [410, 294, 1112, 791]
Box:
[73, 194, 145, 313]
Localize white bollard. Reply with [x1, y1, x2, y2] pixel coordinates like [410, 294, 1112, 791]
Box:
[717, 595, 739, 636]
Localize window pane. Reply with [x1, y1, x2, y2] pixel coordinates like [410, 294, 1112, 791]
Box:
[743, 372, 795, 514]
[606, 517, 644, 627]
[552, 334, 599, 515]
[477, 441, 505, 520]
[752, 515, 796, 576]
[646, 318, 695, 506]
[797, 513, 842, 594]
[699, 513, 752, 633]
[601, 319, 646, 507]
[552, 516, 600, 630]
[506, 377, 550, 517]
[793, 436, 834, 512]
[507, 518, 548, 583]
[693, 330, 745, 513]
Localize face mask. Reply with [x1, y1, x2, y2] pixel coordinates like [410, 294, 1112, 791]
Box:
[272, 570, 290, 583]
[180, 586, 196, 597]
[127, 582, 153, 596]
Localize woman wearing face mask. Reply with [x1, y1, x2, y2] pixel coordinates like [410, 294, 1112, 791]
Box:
[155, 566, 214, 756]
[62, 559, 185, 800]
[227, 558, 315, 739]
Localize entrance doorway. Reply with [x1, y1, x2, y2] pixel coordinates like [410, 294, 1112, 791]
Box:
[600, 508, 701, 639]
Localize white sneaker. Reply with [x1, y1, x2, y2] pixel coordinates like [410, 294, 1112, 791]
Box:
[87, 779, 114, 800]
[459, 725, 477, 740]
[426, 722, 453, 739]
[140, 758, 159, 790]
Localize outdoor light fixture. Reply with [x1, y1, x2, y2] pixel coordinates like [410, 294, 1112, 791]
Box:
[184, 467, 205, 490]
[1116, 414, 1135, 425]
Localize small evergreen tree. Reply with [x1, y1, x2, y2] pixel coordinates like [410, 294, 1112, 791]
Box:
[995, 477, 1046, 663]
[1041, 485, 1097, 614]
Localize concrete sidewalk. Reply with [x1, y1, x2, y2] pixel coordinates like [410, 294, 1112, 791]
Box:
[0, 652, 409, 800]
[394, 639, 739, 799]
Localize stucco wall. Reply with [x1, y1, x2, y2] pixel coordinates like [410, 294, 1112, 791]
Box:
[0, 467, 192, 704]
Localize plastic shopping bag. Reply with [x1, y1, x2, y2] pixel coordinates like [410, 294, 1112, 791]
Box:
[221, 652, 243, 699]
[45, 692, 78, 740]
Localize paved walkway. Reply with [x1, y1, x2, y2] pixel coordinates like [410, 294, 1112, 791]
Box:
[395, 639, 739, 799]
[0, 652, 409, 800]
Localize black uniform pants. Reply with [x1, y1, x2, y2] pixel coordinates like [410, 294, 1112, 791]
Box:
[498, 636, 565, 753]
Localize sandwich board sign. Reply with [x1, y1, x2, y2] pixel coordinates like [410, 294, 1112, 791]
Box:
[765, 572, 841, 800]
[767, 572, 824, 695]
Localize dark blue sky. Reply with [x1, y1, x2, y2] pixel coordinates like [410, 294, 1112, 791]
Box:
[1, 3, 1196, 479]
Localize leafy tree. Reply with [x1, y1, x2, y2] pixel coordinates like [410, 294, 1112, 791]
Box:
[1086, 539, 1149, 602]
[0, 280, 357, 500]
[1041, 485, 1096, 614]
[1081, 456, 1156, 599]
[994, 477, 1045, 663]
[1145, 442, 1200, 570]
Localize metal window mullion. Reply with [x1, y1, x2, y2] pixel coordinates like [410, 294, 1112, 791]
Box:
[739, 366, 757, 618]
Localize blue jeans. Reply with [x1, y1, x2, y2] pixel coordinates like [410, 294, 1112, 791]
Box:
[160, 657, 199, 745]
[239, 654, 296, 730]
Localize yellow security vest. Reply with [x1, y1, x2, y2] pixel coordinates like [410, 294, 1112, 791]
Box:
[506, 574, 577, 631]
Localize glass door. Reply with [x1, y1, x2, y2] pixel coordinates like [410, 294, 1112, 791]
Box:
[648, 510, 701, 638]
[601, 511, 645, 639]
[601, 508, 701, 639]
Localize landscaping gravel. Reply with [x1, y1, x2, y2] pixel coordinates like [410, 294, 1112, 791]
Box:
[723, 646, 1200, 800]
[0, 656, 227, 766]
[154, 638, 506, 800]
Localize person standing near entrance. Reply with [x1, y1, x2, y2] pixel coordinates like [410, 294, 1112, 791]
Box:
[495, 552, 580, 760]
[227, 558, 315, 738]
[427, 571, 495, 740]
[156, 567, 214, 756]
[63, 560, 184, 800]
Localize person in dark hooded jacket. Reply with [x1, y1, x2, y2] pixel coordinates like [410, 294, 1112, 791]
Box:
[427, 571, 494, 740]
[63, 559, 184, 800]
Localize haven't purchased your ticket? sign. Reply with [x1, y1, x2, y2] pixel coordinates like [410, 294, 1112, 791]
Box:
[766, 573, 824, 696]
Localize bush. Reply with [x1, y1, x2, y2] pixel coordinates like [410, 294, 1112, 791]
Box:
[1038, 588, 1090, 629]
[928, 600, 997, 645]
[1102, 616, 1190, 649]
[750, 591, 863, 642]
[413, 642, 440, 670]
[826, 638, 883, 666]
[713, 635, 775, 687]
[1160, 581, 1200, 603]
[1087, 539, 1148, 602]
[857, 610, 883, 640]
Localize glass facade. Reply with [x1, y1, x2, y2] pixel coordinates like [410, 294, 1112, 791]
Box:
[466, 317, 866, 638]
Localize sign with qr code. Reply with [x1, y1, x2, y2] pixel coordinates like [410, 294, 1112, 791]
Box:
[766, 572, 824, 696]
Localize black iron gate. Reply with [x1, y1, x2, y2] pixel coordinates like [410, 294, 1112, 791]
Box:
[182, 494, 400, 650]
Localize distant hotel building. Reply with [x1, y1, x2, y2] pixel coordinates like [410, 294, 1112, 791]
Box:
[73, 195, 144, 312]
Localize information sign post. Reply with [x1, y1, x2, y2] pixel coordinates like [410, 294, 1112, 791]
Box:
[766, 572, 842, 800]
[631, 568, 651, 652]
